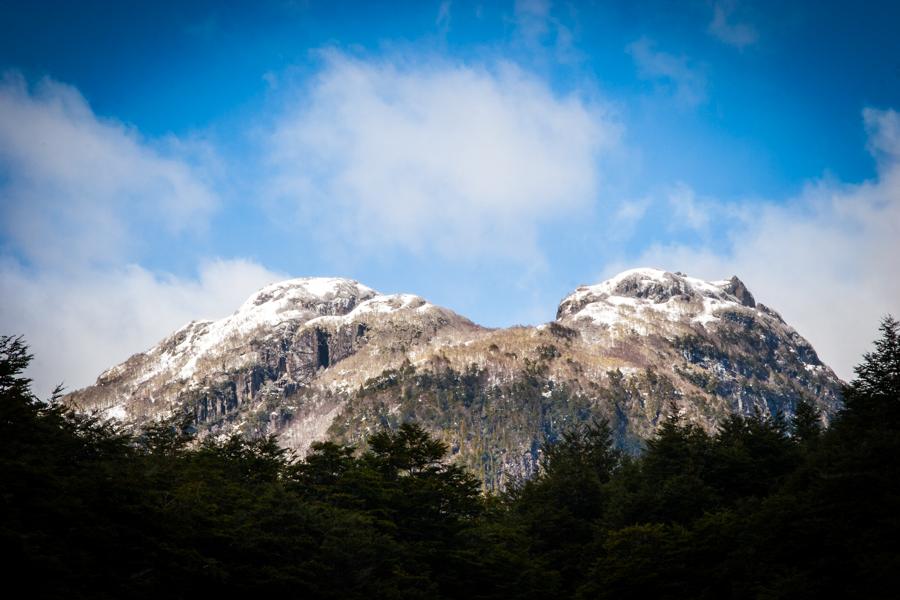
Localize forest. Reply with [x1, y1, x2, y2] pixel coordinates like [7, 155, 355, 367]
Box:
[2, 317, 898, 599]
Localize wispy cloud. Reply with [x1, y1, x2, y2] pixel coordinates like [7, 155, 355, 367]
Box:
[0, 73, 283, 395]
[0, 73, 217, 268]
[0, 259, 285, 397]
[266, 51, 620, 263]
[666, 183, 712, 231]
[514, 0, 552, 43]
[864, 106, 900, 163]
[512, 0, 579, 64]
[436, 1, 452, 33]
[626, 37, 707, 107]
[613, 108, 900, 380]
[708, 1, 758, 49]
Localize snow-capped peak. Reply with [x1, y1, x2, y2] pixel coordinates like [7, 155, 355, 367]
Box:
[70, 267, 841, 462]
[304, 293, 440, 328]
[556, 268, 757, 330]
[238, 277, 378, 316]
[194, 277, 376, 357]
[567, 268, 733, 303]
[135, 278, 380, 382]
[117, 277, 468, 386]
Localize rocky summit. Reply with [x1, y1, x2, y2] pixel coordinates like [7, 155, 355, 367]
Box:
[64, 268, 843, 490]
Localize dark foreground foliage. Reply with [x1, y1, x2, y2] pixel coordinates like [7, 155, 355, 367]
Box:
[2, 317, 899, 599]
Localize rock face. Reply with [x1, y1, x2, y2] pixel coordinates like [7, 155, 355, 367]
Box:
[65, 268, 843, 490]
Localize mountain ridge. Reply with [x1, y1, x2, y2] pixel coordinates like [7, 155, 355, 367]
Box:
[65, 267, 843, 488]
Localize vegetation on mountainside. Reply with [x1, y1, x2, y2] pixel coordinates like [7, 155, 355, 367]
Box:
[2, 316, 898, 598]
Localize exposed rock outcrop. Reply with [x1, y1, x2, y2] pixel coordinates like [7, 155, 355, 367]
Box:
[65, 268, 843, 490]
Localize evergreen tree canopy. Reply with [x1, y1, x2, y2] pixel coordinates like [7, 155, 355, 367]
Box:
[842, 315, 900, 425]
[3, 317, 900, 598]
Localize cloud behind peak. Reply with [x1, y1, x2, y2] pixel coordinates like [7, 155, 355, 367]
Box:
[265, 52, 620, 262]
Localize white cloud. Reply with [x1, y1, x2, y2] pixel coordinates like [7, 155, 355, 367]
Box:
[514, 0, 552, 43]
[267, 52, 619, 261]
[615, 109, 900, 381]
[708, 1, 758, 49]
[511, 0, 578, 62]
[864, 106, 900, 163]
[0, 73, 283, 396]
[626, 37, 707, 107]
[614, 197, 650, 228]
[436, 0, 452, 31]
[0, 72, 217, 268]
[667, 183, 711, 231]
[0, 259, 285, 398]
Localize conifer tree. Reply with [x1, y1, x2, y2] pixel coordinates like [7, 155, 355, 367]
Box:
[843, 315, 900, 422]
[790, 399, 823, 445]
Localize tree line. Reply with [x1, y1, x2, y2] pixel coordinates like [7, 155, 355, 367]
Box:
[1, 317, 898, 598]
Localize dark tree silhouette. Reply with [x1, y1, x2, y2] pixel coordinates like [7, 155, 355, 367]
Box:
[3, 318, 900, 598]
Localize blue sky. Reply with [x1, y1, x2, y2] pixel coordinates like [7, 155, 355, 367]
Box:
[1, 0, 898, 392]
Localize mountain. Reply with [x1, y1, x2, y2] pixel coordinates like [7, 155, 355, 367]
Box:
[64, 268, 842, 489]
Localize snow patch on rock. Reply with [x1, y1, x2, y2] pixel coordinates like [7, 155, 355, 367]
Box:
[557, 268, 757, 332]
